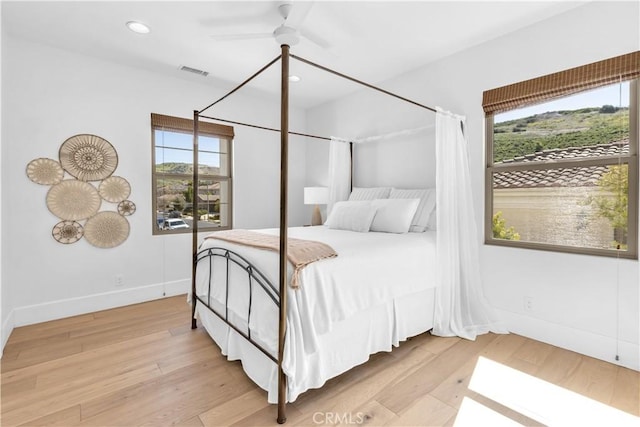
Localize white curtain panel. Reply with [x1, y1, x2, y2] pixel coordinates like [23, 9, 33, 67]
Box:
[327, 137, 351, 215]
[433, 107, 507, 340]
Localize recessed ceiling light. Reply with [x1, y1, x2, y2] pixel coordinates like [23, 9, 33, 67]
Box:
[289, 75, 301, 82]
[126, 21, 150, 34]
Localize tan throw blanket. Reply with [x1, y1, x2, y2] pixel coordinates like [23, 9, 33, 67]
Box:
[205, 229, 337, 289]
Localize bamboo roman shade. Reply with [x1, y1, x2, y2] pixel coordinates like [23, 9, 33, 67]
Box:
[151, 113, 234, 137]
[482, 51, 640, 114]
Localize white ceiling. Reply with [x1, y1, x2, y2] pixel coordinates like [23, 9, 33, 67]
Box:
[2, 1, 586, 109]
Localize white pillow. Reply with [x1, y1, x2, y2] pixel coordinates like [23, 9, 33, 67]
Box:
[325, 201, 377, 233]
[389, 188, 436, 232]
[348, 187, 391, 201]
[370, 198, 420, 234]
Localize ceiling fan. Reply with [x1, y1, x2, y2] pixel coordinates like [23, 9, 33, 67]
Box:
[210, 1, 331, 49]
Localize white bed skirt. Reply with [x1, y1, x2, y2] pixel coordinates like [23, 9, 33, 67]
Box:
[195, 286, 435, 403]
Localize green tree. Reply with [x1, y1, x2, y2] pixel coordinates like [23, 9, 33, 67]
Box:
[589, 165, 628, 245]
[172, 197, 184, 212]
[599, 104, 617, 114]
[492, 211, 520, 240]
[183, 182, 194, 204]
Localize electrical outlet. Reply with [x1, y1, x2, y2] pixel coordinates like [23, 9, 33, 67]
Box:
[115, 275, 124, 287]
[524, 296, 533, 311]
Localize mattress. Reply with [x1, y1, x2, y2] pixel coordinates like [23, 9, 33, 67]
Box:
[193, 226, 438, 402]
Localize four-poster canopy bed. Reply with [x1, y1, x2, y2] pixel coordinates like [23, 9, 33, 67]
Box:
[190, 44, 464, 424]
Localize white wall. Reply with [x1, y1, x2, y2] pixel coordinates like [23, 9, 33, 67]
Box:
[0, 4, 7, 355]
[305, 89, 437, 222]
[306, 1, 640, 370]
[0, 35, 307, 347]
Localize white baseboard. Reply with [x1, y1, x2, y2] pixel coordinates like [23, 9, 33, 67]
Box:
[12, 279, 190, 328]
[496, 308, 639, 371]
[5, 284, 637, 372]
[1, 309, 15, 357]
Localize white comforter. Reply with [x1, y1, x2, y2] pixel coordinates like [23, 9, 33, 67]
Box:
[194, 226, 438, 397]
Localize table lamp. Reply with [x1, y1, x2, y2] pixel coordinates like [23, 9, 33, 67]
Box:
[304, 187, 328, 226]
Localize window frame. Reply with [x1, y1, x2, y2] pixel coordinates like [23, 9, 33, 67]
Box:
[484, 80, 639, 259]
[151, 113, 234, 236]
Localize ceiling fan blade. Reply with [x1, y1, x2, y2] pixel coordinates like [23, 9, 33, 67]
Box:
[300, 28, 331, 49]
[285, 1, 314, 28]
[210, 33, 273, 42]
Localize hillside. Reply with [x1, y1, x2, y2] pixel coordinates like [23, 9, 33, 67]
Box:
[494, 106, 629, 163]
[156, 162, 221, 175]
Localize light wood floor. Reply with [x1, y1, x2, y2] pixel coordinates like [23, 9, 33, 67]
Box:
[1, 295, 638, 426]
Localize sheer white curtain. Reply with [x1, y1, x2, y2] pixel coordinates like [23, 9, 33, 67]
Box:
[433, 107, 507, 340]
[327, 137, 351, 215]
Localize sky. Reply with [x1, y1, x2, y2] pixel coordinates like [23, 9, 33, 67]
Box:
[155, 131, 222, 167]
[496, 81, 631, 123]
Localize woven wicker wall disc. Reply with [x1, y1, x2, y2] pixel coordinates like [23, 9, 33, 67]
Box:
[26, 158, 65, 185]
[59, 134, 118, 181]
[99, 176, 131, 203]
[117, 200, 136, 216]
[46, 179, 101, 220]
[84, 211, 130, 248]
[52, 220, 84, 244]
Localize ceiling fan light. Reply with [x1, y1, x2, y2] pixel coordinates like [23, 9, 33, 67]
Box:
[126, 21, 150, 34]
[289, 75, 301, 82]
[273, 25, 299, 46]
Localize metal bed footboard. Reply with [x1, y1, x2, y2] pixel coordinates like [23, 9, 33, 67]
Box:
[192, 246, 280, 364]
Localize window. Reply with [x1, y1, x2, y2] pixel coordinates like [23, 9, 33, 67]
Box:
[151, 113, 233, 235]
[483, 52, 639, 258]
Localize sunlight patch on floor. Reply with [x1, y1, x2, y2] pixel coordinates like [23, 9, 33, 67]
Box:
[454, 396, 524, 427]
[465, 356, 639, 427]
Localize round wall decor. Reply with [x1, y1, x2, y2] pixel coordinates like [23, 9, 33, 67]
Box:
[29, 133, 135, 249]
[99, 176, 131, 203]
[117, 200, 136, 216]
[59, 134, 118, 181]
[52, 220, 84, 244]
[26, 158, 65, 185]
[84, 211, 130, 248]
[46, 180, 101, 220]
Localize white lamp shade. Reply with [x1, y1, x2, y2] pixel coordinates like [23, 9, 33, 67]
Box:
[304, 187, 328, 205]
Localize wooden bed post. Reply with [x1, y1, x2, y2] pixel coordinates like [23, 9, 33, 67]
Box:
[192, 47, 443, 424]
[191, 110, 200, 330]
[277, 44, 290, 424]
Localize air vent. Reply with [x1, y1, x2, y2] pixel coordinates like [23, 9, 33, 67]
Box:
[179, 65, 209, 77]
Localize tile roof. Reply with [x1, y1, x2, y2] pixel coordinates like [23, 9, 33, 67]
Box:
[494, 140, 628, 189]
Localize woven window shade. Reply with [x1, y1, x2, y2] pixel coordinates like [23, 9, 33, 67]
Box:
[483, 51, 640, 114]
[151, 113, 234, 138]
